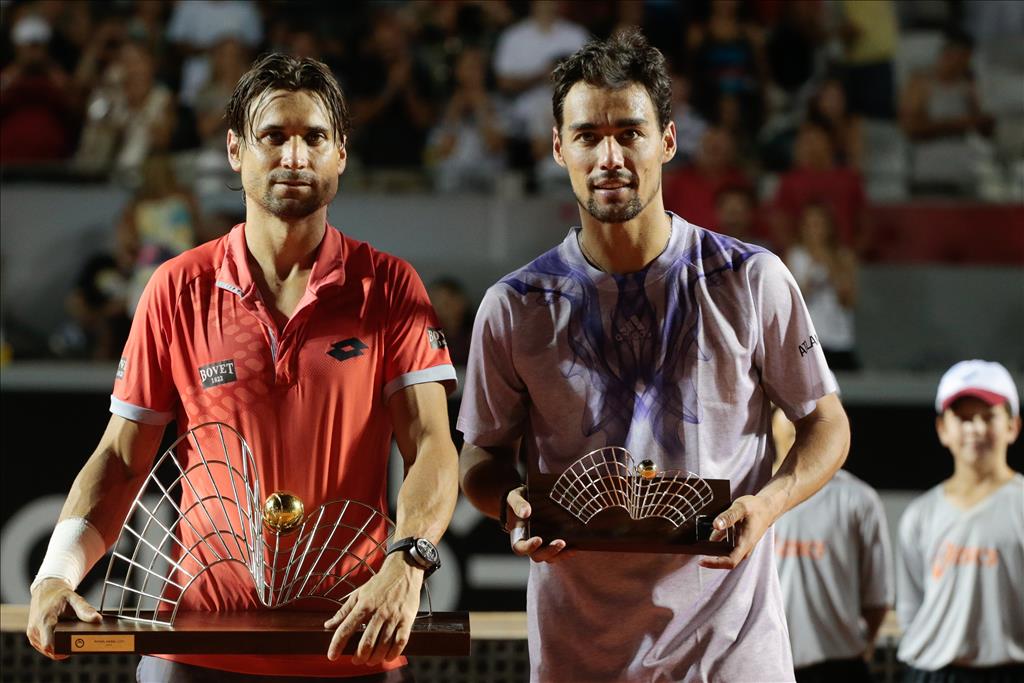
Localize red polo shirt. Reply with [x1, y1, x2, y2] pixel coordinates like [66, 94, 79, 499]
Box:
[111, 223, 455, 677]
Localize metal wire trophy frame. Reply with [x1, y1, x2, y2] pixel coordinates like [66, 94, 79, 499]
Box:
[528, 447, 736, 554]
[54, 422, 469, 656]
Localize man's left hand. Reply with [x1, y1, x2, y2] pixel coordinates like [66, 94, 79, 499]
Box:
[324, 556, 423, 665]
[698, 494, 779, 570]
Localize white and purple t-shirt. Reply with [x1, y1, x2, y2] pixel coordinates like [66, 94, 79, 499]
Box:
[459, 214, 837, 682]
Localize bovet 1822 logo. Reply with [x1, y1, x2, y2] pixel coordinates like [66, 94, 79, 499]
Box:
[427, 328, 447, 350]
[198, 359, 237, 389]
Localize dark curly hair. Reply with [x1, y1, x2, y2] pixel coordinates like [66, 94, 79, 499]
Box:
[551, 28, 672, 132]
[225, 52, 350, 145]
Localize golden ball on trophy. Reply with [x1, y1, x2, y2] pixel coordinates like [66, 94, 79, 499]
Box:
[262, 491, 305, 533]
[637, 459, 658, 479]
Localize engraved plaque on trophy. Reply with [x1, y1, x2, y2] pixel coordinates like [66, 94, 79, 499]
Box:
[527, 447, 735, 555]
[54, 422, 469, 656]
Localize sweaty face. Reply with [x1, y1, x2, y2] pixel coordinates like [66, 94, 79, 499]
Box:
[230, 89, 344, 220]
[937, 397, 1020, 467]
[555, 83, 675, 225]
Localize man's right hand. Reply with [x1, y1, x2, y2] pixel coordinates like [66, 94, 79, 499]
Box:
[506, 486, 570, 563]
[26, 578, 102, 660]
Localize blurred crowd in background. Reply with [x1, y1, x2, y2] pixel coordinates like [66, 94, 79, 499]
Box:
[1, 0, 1022, 366]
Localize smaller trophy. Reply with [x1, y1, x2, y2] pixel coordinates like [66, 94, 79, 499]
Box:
[55, 422, 468, 656]
[527, 447, 735, 555]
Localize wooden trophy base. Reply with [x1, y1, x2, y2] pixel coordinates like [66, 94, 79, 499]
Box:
[54, 611, 470, 656]
[527, 474, 735, 555]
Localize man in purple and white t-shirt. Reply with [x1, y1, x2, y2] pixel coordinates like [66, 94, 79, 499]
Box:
[458, 29, 850, 683]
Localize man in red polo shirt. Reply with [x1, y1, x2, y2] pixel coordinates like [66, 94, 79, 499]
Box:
[26, 53, 459, 682]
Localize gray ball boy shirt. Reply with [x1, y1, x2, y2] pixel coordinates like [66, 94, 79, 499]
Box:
[897, 473, 1024, 671]
[774, 469, 894, 669]
[459, 214, 837, 682]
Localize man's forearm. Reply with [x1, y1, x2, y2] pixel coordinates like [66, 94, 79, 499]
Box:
[61, 449, 148, 546]
[62, 417, 165, 546]
[862, 605, 889, 648]
[393, 433, 459, 544]
[459, 442, 521, 520]
[758, 394, 849, 518]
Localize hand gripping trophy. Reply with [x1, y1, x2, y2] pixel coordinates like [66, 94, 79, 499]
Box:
[54, 422, 468, 656]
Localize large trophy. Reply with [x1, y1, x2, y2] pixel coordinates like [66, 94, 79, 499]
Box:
[528, 447, 735, 554]
[54, 423, 468, 656]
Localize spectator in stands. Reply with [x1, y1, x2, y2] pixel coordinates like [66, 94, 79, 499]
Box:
[165, 0, 263, 108]
[900, 29, 996, 195]
[70, 16, 128, 109]
[492, 1, 588, 183]
[664, 126, 751, 230]
[808, 77, 864, 170]
[124, 0, 171, 60]
[428, 276, 474, 368]
[74, 39, 175, 181]
[117, 154, 199, 313]
[772, 405, 893, 683]
[785, 204, 859, 371]
[834, 0, 898, 120]
[714, 184, 771, 250]
[772, 121, 868, 251]
[0, 15, 75, 164]
[669, 71, 709, 168]
[58, 242, 134, 361]
[687, 0, 767, 146]
[196, 39, 251, 146]
[427, 47, 506, 193]
[765, 0, 826, 108]
[897, 361, 1023, 683]
[193, 37, 250, 189]
[349, 8, 436, 188]
[416, 1, 512, 92]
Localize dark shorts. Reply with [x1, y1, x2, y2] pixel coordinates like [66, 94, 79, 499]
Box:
[136, 656, 414, 683]
[795, 656, 872, 683]
[904, 663, 1024, 683]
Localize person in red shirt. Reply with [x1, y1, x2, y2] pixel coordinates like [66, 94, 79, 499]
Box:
[663, 126, 750, 230]
[772, 121, 868, 252]
[25, 53, 459, 682]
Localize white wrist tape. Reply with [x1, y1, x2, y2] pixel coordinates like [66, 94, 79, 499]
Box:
[30, 518, 107, 594]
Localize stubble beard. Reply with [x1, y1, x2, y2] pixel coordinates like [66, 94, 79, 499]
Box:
[577, 177, 661, 225]
[258, 175, 337, 219]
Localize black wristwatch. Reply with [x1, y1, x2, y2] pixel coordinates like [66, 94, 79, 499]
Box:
[386, 537, 441, 577]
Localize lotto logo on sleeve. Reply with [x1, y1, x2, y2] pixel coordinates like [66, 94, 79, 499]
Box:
[427, 328, 447, 349]
[198, 359, 238, 389]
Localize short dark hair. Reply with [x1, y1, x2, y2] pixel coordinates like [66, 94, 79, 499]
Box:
[225, 52, 350, 145]
[551, 28, 672, 132]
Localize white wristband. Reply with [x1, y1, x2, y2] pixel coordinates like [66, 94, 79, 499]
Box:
[30, 518, 107, 594]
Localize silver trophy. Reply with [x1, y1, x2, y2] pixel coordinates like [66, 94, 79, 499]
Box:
[55, 422, 468, 656]
[529, 447, 735, 554]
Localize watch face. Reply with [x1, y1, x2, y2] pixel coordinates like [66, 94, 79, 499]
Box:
[415, 538, 439, 565]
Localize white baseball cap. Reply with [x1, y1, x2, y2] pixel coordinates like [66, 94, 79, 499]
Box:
[11, 15, 51, 46]
[935, 360, 1020, 417]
